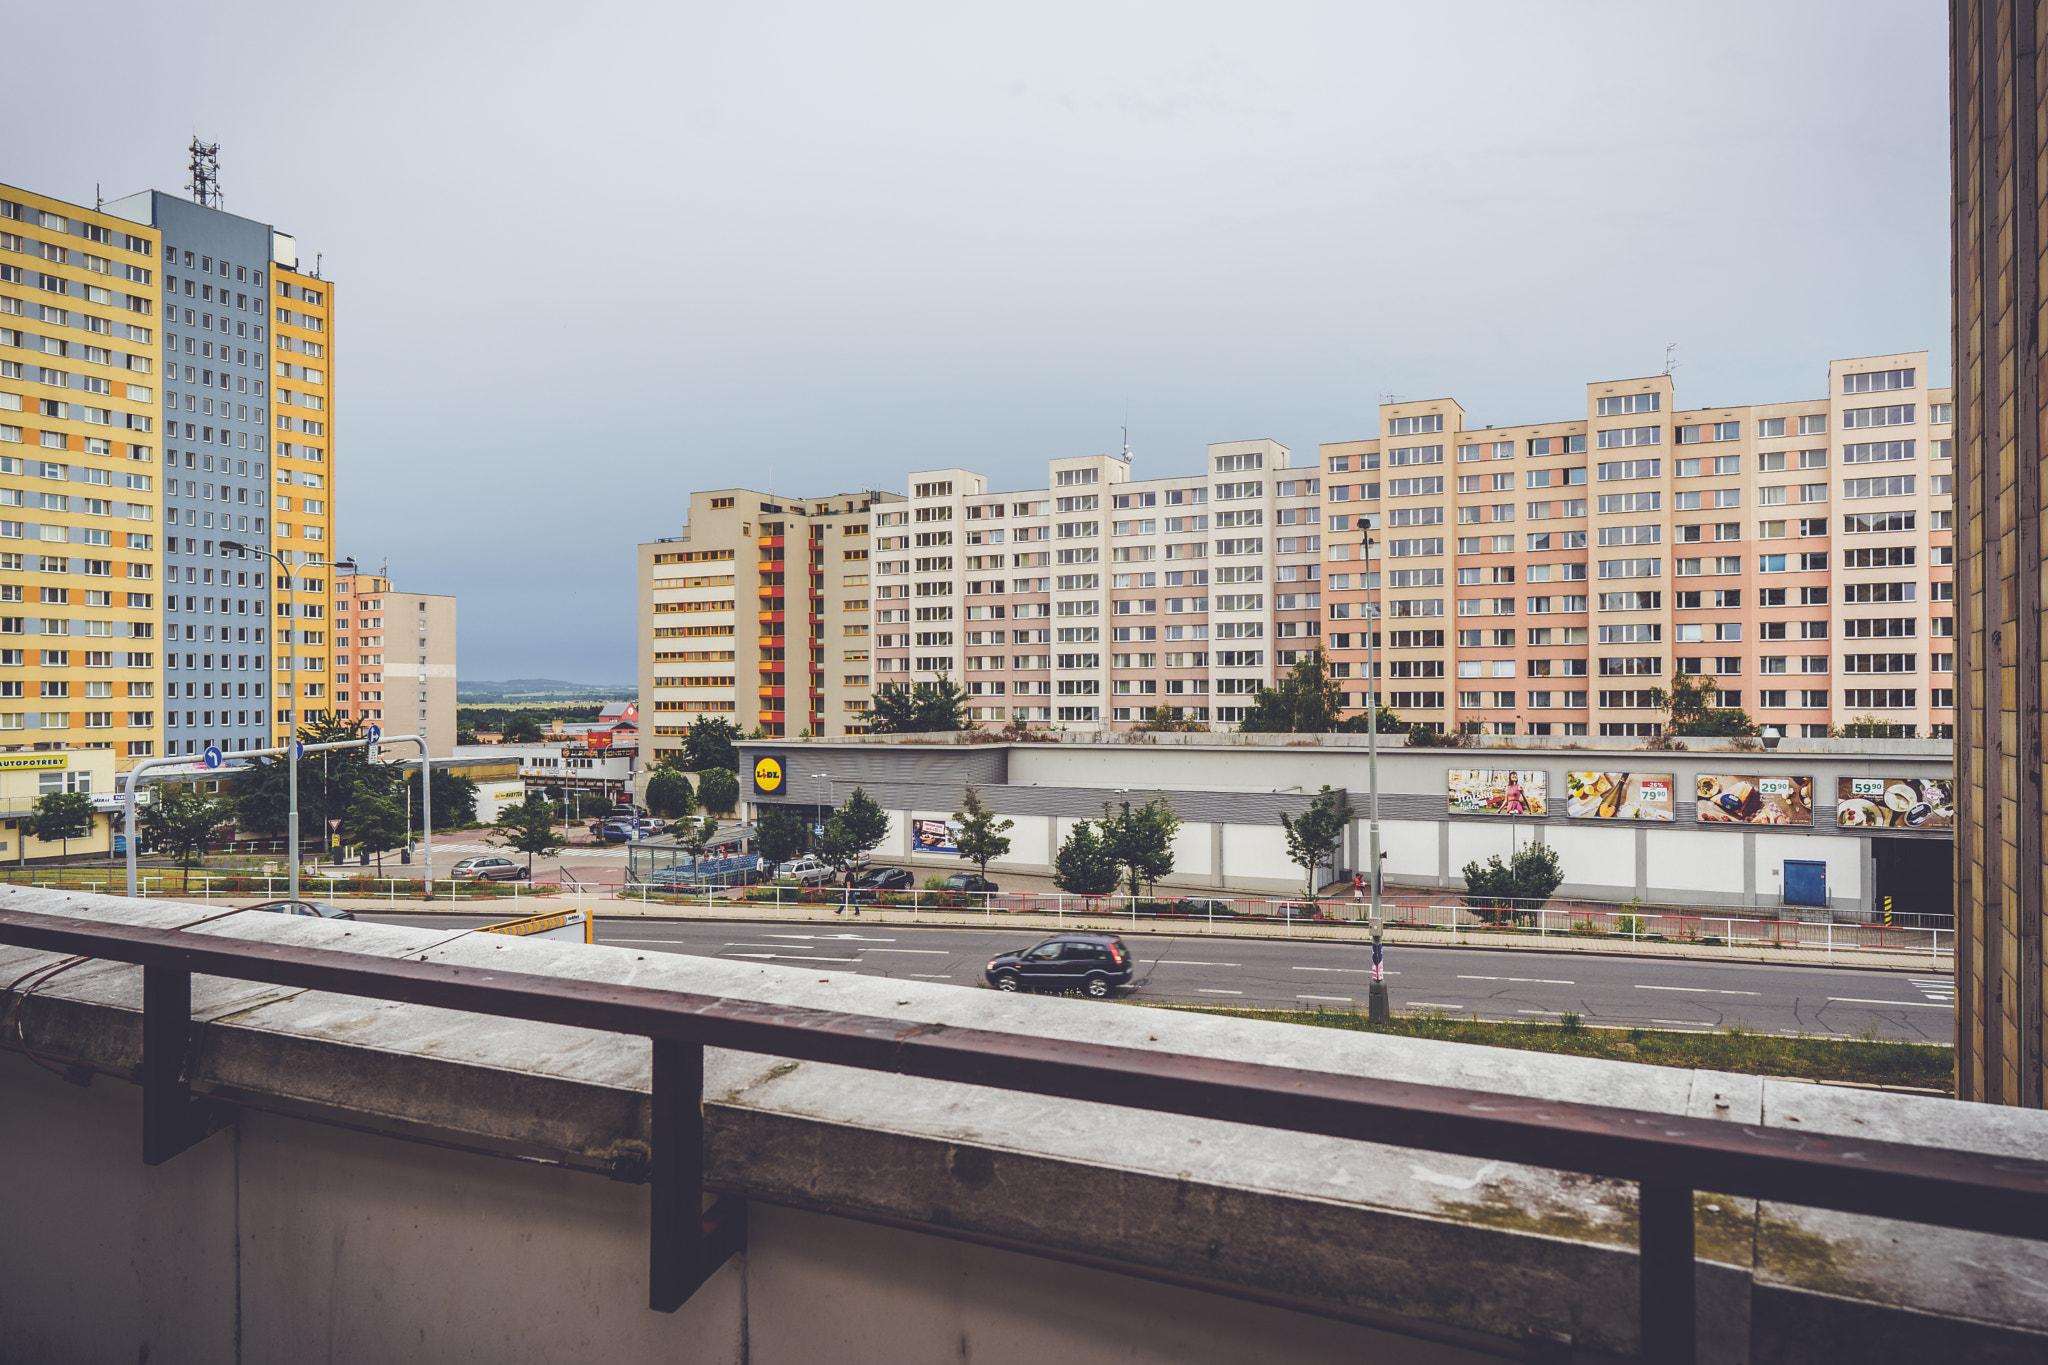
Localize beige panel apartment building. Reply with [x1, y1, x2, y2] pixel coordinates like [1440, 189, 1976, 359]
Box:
[646, 352, 1950, 740]
[876, 443, 1324, 728]
[1322, 352, 1953, 739]
[334, 566, 456, 757]
[638, 487, 896, 760]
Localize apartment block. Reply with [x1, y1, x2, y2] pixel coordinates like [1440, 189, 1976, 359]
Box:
[334, 567, 455, 757]
[1322, 352, 1954, 739]
[0, 185, 165, 770]
[876, 443, 1325, 728]
[101, 188, 333, 756]
[638, 487, 895, 759]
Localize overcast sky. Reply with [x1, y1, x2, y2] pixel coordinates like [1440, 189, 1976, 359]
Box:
[8, 1, 1948, 686]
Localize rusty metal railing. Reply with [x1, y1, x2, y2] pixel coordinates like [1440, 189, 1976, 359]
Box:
[0, 905, 2037, 1363]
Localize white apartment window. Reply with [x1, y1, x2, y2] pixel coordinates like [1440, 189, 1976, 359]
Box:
[1055, 468, 1099, 486]
[1757, 417, 1786, 438]
[1798, 415, 1827, 435]
[1388, 414, 1443, 436]
[1596, 426, 1661, 449]
[1842, 404, 1916, 429]
[1843, 368, 1915, 394]
[1596, 393, 1660, 416]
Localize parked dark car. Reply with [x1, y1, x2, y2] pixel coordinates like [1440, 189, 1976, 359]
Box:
[248, 900, 355, 920]
[599, 822, 636, 845]
[983, 934, 1133, 997]
[854, 866, 916, 891]
[943, 873, 999, 894]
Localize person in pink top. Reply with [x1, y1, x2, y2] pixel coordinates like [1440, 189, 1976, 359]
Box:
[1501, 776, 1527, 816]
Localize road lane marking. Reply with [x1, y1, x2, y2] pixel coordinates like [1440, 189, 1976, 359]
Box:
[724, 952, 860, 963]
[1196, 989, 1244, 995]
[1296, 994, 1352, 1003]
[908, 973, 952, 978]
[1405, 1003, 1459, 1010]
[1825, 997, 1954, 1009]
[1651, 1019, 1711, 1027]
[1459, 975, 1575, 985]
[862, 948, 950, 955]
[1142, 960, 1243, 966]
[760, 934, 897, 942]
[1517, 1008, 1565, 1015]
[1634, 985, 1761, 996]
[1292, 966, 1401, 975]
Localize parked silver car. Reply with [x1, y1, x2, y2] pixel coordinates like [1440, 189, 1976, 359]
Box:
[451, 855, 531, 881]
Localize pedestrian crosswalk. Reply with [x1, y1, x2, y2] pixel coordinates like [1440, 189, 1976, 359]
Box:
[1909, 977, 1955, 1005]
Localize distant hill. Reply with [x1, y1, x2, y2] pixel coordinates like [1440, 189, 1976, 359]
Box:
[458, 678, 636, 703]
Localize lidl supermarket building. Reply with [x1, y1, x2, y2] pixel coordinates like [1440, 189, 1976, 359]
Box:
[734, 733, 1954, 921]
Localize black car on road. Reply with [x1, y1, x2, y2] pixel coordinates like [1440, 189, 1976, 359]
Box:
[846, 866, 916, 903]
[984, 934, 1133, 997]
[943, 873, 999, 894]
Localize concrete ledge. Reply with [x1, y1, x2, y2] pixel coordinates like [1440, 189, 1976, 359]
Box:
[0, 884, 2032, 1363]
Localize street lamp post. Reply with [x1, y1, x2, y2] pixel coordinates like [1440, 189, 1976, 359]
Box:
[1360, 516, 1388, 1022]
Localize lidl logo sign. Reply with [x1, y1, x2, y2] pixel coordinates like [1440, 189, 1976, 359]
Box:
[752, 754, 785, 795]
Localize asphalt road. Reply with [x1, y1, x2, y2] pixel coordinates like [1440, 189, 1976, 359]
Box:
[355, 913, 1955, 1044]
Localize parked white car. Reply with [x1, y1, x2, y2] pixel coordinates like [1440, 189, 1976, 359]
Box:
[775, 857, 836, 886]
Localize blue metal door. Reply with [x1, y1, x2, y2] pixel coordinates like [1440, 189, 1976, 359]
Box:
[1783, 859, 1828, 909]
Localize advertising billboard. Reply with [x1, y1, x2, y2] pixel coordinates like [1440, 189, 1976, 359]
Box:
[1564, 771, 1675, 821]
[1447, 769, 1549, 816]
[912, 818, 961, 855]
[1694, 774, 1814, 826]
[1835, 777, 1954, 830]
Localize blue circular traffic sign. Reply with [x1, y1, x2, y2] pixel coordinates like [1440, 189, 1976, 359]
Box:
[203, 746, 223, 769]
[294, 741, 305, 760]
[366, 724, 381, 744]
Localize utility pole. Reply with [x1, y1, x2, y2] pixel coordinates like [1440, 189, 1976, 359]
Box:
[1362, 514, 1388, 1022]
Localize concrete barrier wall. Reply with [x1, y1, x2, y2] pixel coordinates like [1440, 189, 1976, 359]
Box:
[1, 891, 2038, 1365]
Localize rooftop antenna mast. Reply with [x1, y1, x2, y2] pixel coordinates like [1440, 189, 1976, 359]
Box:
[186, 137, 222, 209]
[1663, 343, 1680, 376]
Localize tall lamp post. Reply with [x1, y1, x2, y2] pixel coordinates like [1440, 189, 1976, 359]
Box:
[1360, 514, 1388, 1022]
[223, 539, 301, 894]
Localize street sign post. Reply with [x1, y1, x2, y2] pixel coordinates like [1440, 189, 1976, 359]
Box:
[366, 724, 381, 744]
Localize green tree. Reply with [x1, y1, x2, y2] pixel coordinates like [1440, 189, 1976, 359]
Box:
[1334, 704, 1408, 737]
[1099, 796, 1180, 898]
[1654, 673, 1760, 738]
[137, 783, 230, 887]
[1461, 842, 1565, 924]
[1051, 820, 1119, 898]
[1238, 648, 1346, 733]
[697, 768, 739, 815]
[683, 716, 742, 774]
[755, 806, 807, 868]
[676, 813, 722, 863]
[491, 792, 565, 877]
[25, 789, 98, 866]
[400, 766, 478, 830]
[952, 785, 1014, 881]
[820, 786, 891, 878]
[869, 676, 970, 733]
[232, 716, 382, 851]
[346, 785, 408, 874]
[501, 713, 545, 744]
[646, 768, 697, 819]
[1278, 785, 1351, 899]
[456, 728, 481, 746]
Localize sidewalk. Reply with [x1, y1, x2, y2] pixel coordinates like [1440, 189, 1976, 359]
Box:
[222, 893, 1953, 974]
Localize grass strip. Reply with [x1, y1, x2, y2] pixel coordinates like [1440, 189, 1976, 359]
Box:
[1146, 1003, 1955, 1096]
